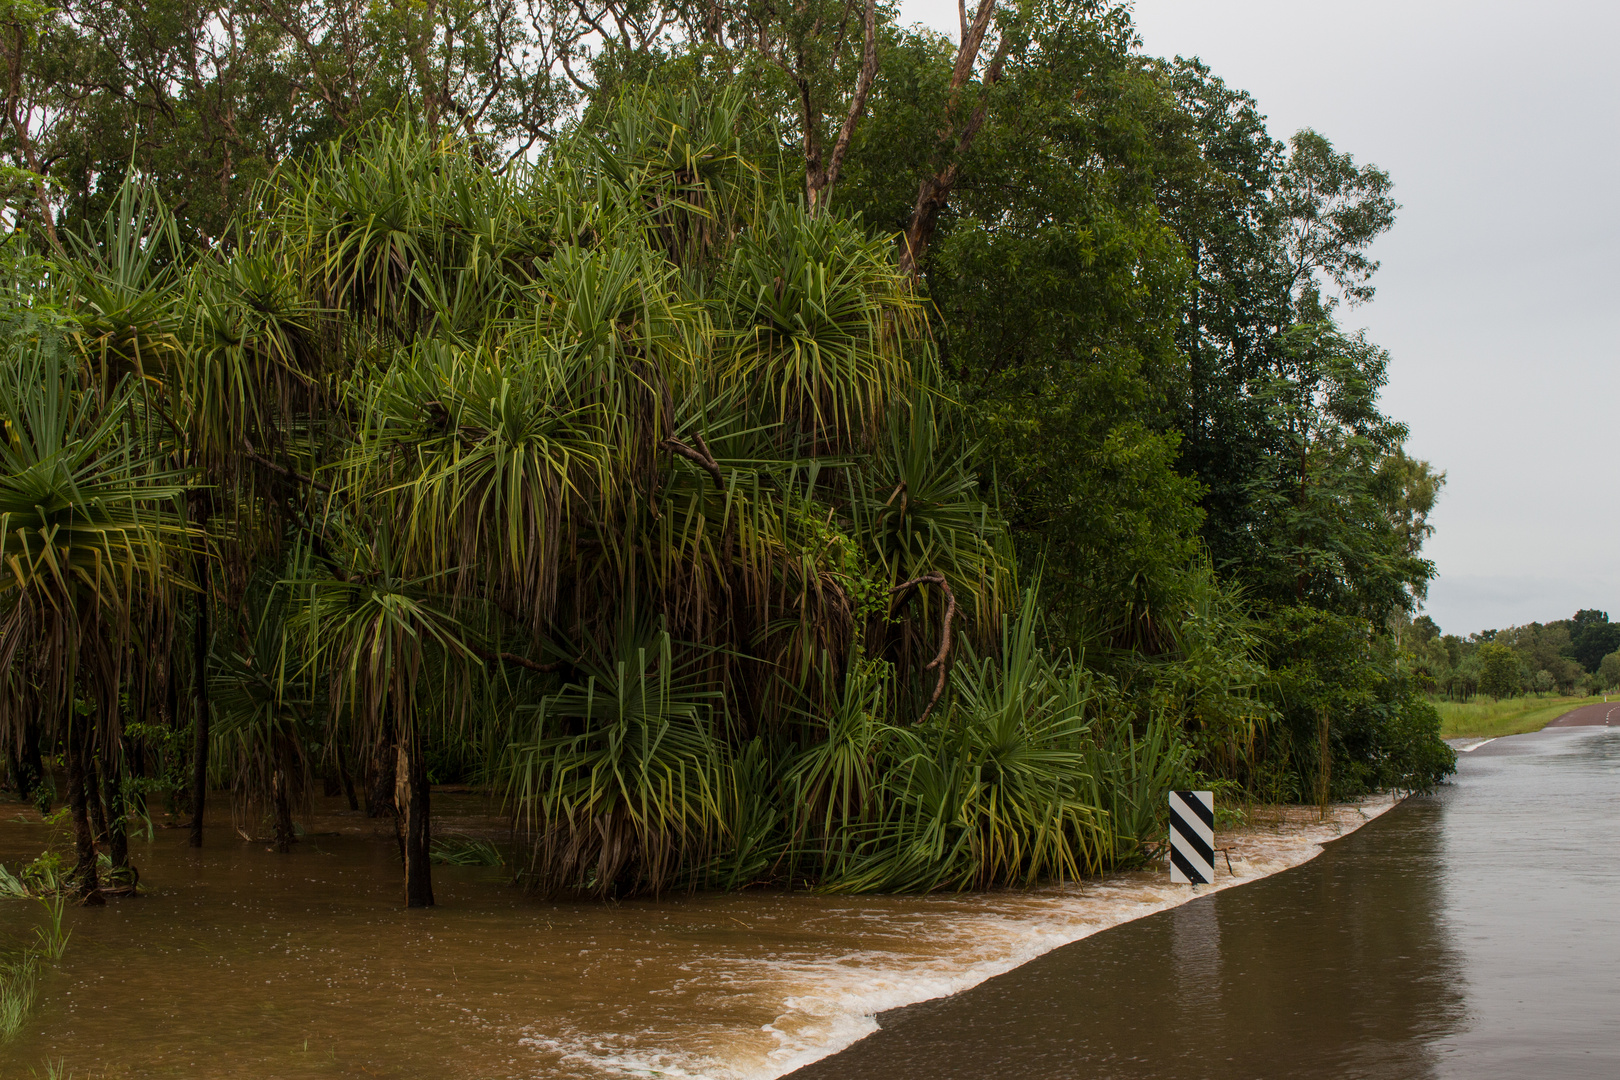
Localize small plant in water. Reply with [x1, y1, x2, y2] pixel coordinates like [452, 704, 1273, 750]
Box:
[34, 896, 70, 961]
[0, 864, 29, 900]
[429, 835, 504, 867]
[0, 895, 73, 1041]
[0, 853, 70, 899]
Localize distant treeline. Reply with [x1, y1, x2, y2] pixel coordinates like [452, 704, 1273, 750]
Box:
[1408, 610, 1620, 700]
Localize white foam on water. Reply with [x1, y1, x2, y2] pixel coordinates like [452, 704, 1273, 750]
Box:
[518, 795, 1403, 1080]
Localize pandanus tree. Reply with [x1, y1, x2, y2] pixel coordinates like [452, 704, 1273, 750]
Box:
[209, 571, 316, 853]
[0, 340, 189, 899]
[0, 84, 1172, 908]
[292, 527, 478, 907]
[266, 90, 1034, 900]
[204, 89, 1011, 899]
[68, 179, 325, 852]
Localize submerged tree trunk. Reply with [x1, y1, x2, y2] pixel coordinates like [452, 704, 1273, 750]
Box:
[337, 743, 360, 812]
[189, 581, 210, 848]
[272, 741, 296, 854]
[9, 718, 43, 802]
[104, 761, 134, 887]
[395, 724, 434, 908]
[165, 650, 186, 819]
[87, 755, 109, 842]
[366, 737, 396, 818]
[64, 717, 102, 904]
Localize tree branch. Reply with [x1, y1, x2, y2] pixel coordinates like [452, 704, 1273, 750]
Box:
[662, 435, 725, 490]
[243, 448, 332, 492]
[814, 0, 878, 211]
[466, 642, 563, 673]
[890, 572, 957, 722]
[897, 0, 1008, 279]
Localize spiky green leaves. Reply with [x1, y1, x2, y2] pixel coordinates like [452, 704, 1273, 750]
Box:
[0, 341, 190, 732]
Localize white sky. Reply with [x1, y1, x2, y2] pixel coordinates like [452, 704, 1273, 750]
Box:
[897, 0, 1620, 636]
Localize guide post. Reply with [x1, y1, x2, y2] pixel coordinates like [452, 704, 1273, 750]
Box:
[1168, 790, 1215, 884]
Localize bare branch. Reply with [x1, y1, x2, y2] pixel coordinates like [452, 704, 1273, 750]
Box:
[662, 436, 725, 490]
[466, 642, 564, 673]
[814, 0, 878, 210]
[890, 572, 957, 722]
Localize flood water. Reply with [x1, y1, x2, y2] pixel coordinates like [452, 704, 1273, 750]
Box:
[0, 792, 1350, 1080]
[1, 724, 1615, 1079]
[793, 724, 1620, 1079]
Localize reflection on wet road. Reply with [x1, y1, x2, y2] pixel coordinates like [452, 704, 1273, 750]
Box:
[793, 726, 1620, 1079]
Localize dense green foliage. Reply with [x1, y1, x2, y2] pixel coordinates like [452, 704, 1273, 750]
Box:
[0, 0, 1454, 905]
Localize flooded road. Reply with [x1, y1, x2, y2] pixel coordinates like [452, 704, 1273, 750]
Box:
[0, 793, 1381, 1078]
[793, 724, 1620, 1079]
[4, 724, 1611, 1078]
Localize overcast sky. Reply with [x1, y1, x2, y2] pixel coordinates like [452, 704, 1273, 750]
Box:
[897, 0, 1620, 636]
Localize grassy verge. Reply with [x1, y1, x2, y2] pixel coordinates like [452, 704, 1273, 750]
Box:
[1435, 695, 1593, 739]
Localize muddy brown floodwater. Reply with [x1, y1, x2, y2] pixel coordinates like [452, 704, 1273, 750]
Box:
[1, 788, 1385, 1078]
[10, 724, 1611, 1080]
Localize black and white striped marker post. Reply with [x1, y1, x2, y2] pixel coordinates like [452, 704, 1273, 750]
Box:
[1168, 790, 1215, 885]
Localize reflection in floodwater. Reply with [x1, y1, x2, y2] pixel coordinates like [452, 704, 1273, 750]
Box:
[794, 727, 1620, 1080]
[3, 727, 1617, 1079]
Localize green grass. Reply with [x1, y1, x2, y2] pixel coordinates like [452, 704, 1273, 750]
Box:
[0, 896, 70, 1042]
[1435, 694, 1593, 739]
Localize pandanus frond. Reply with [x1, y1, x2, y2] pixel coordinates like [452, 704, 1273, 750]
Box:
[718, 204, 922, 448]
[209, 572, 316, 841]
[0, 342, 190, 735]
[504, 621, 726, 897]
[856, 392, 1013, 657]
[178, 243, 325, 466]
[287, 525, 477, 740]
[589, 83, 762, 268]
[64, 176, 185, 395]
[355, 335, 617, 634]
[819, 589, 1112, 893]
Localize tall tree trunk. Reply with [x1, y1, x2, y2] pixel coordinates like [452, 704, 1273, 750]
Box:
[65, 715, 102, 904]
[189, 579, 210, 847]
[896, 0, 1008, 279]
[394, 722, 434, 908]
[366, 736, 396, 818]
[804, 0, 879, 212]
